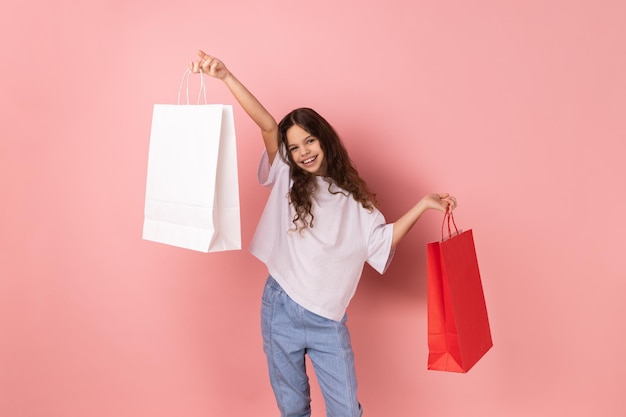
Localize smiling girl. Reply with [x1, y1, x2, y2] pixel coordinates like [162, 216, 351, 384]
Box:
[191, 50, 456, 417]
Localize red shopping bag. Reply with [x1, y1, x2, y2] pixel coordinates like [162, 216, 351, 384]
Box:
[426, 210, 492, 372]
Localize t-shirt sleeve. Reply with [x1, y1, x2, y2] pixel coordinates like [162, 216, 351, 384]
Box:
[366, 212, 396, 274]
[257, 151, 288, 187]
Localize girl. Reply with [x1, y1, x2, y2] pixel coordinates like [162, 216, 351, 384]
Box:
[191, 50, 457, 417]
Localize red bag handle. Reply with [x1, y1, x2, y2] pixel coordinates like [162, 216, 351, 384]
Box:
[441, 208, 459, 241]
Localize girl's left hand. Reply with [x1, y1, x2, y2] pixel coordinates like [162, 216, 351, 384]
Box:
[421, 193, 458, 213]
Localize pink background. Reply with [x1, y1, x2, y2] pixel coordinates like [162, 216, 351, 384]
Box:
[2, 1, 625, 416]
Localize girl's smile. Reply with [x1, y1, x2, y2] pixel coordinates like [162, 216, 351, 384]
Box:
[286, 124, 325, 175]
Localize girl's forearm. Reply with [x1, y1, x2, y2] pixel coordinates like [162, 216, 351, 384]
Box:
[391, 200, 428, 248]
[222, 73, 276, 132]
[391, 193, 456, 248]
[222, 73, 279, 161]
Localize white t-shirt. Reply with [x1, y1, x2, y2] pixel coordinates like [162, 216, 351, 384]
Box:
[249, 152, 395, 321]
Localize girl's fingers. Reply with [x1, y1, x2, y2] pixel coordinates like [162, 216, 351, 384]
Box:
[193, 51, 226, 77]
[198, 57, 212, 71]
[190, 60, 201, 73]
[435, 194, 457, 211]
[190, 59, 210, 74]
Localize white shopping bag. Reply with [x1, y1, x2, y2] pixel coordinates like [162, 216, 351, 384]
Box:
[143, 70, 241, 252]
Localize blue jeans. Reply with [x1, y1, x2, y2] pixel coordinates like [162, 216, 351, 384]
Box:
[261, 276, 363, 417]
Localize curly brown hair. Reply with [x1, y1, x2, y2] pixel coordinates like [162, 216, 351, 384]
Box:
[277, 108, 378, 230]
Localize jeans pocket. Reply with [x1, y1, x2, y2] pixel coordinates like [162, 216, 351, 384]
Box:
[336, 316, 353, 350]
[261, 276, 281, 307]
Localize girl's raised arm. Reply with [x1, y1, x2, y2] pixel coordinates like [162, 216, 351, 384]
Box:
[191, 50, 279, 164]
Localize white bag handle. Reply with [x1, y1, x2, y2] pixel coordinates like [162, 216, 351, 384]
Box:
[177, 68, 208, 105]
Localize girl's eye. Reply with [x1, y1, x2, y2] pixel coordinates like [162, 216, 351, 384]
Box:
[288, 147, 298, 153]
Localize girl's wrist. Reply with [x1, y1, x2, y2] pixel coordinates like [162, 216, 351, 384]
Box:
[222, 71, 235, 83]
[416, 197, 429, 212]
[409, 199, 428, 219]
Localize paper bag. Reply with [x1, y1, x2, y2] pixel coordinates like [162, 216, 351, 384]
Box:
[426, 210, 492, 372]
[143, 71, 241, 252]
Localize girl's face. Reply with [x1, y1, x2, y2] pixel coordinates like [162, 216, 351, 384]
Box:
[286, 124, 326, 176]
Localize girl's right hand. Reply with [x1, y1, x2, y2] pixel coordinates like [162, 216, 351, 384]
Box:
[190, 50, 229, 80]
